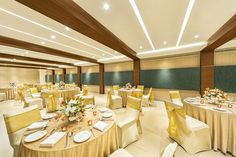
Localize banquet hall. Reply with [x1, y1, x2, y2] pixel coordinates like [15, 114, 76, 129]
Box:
[0, 0, 236, 157]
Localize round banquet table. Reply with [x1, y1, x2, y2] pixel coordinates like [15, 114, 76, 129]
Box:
[184, 98, 236, 156]
[118, 88, 142, 107]
[18, 109, 119, 157]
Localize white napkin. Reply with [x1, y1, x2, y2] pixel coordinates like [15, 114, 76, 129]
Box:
[32, 93, 41, 98]
[93, 121, 108, 132]
[40, 132, 66, 147]
[27, 121, 48, 130]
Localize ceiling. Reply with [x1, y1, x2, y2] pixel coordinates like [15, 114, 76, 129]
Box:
[0, 0, 235, 67]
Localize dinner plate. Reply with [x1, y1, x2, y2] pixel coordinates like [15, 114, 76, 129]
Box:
[24, 130, 47, 143]
[42, 113, 56, 120]
[85, 104, 93, 109]
[74, 131, 91, 143]
[213, 107, 227, 112]
[99, 107, 109, 113]
[102, 112, 113, 118]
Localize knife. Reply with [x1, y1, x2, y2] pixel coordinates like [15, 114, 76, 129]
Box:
[64, 132, 69, 148]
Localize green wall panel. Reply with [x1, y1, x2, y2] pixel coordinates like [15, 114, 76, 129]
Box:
[81, 73, 99, 85]
[45, 75, 52, 83]
[65, 74, 77, 84]
[140, 68, 200, 90]
[104, 71, 134, 86]
[54, 74, 62, 83]
[215, 65, 236, 92]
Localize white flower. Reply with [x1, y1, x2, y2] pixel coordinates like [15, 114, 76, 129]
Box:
[70, 106, 76, 113]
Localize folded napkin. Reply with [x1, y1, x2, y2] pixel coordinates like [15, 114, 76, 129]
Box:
[32, 93, 41, 98]
[40, 132, 66, 147]
[27, 121, 48, 130]
[93, 121, 108, 132]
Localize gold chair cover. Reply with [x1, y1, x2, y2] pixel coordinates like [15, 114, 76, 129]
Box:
[165, 101, 211, 154]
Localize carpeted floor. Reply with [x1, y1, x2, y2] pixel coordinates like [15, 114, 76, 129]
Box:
[0, 93, 233, 157]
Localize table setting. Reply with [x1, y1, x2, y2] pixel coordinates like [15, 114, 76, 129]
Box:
[183, 88, 236, 156]
[18, 97, 119, 157]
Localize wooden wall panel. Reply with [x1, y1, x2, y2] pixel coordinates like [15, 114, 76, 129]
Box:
[99, 64, 104, 94]
[77, 66, 81, 88]
[133, 59, 140, 86]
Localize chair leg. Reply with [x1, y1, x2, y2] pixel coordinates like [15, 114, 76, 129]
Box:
[137, 119, 142, 134]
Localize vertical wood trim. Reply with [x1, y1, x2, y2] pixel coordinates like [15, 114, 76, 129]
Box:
[52, 70, 55, 84]
[77, 66, 81, 88]
[99, 63, 104, 94]
[133, 59, 140, 86]
[200, 50, 214, 95]
[62, 68, 66, 82]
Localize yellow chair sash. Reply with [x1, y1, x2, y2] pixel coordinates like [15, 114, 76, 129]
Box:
[137, 85, 144, 91]
[113, 85, 120, 91]
[130, 91, 143, 98]
[4, 108, 41, 134]
[47, 95, 57, 113]
[169, 91, 181, 99]
[165, 101, 190, 143]
[82, 88, 88, 96]
[107, 90, 113, 108]
[127, 96, 141, 111]
[30, 88, 38, 94]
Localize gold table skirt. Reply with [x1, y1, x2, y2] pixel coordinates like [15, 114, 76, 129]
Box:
[0, 87, 16, 100]
[18, 110, 119, 157]
[184, 101, 236, 156]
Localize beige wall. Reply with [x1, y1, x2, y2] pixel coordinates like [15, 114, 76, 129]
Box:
[215, 50, 236, 66]
[0, 67, 40, 87]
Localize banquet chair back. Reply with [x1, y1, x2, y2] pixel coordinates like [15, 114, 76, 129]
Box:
[169, 91, 183, 106]
[137, 85, 144, 91]
[4, 105, 41, 157]
[126, 96, 142, 134]
[46, 94, 57, 112]
[82, 88, 88, 96]
[107, 89, 113, 107]
[113, 85, 120, 95]
[30, 87, 38, 94]
[160, 142, 178, 157]
[164, 101, 211, 154]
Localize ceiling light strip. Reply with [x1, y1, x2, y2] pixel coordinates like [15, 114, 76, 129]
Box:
[98, 55, 127, 62]
[129, 0, 155, 50]
[0, 24, 103, 58]
[0, 8, 115, 56]
[138, 42, 207, 55]
[176, 0, 195, 47]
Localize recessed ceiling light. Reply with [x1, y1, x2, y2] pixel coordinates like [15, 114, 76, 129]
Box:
[25, 51, 29, 54]
[163, 41, 167, 45]
[139, 46, 143, 49]
[41, 41, 45, 45]
[65, 26, 70, 31]
[11, 58, 16, 62]
[103, 3, 110, 10]
[194, 34, 199, 39]
[102, 53, 105, 56]
[50, 35, 56, 39]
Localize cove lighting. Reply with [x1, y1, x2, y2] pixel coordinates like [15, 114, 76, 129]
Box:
[0, 24, 101, 57]
[138, 42, 207, 55]
[98, 55, 126, 62]
[74, 61, 89, 66]
[176, 0, 195, 46]
[0, 8, 114, 56]
[129, 0, 155, 50]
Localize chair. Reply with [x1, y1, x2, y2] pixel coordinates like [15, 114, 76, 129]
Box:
[164, 101, 211, 154]
[30, 87, 41, 98]
[169, 91, 183, 106]
[160, 142, 177, 157]
[113, 85, 120, 95]
[3, 105, 41, 157]
[46, 95, 58, 112]
[107, 89, 122, 109]
[137, 85, 144, 92]
[141, 87, 152, 107]
[18, 91, 43, 109]
[116, 96, 142, 148]
[75, 86, 95, 105]
[109, 149, 133, 157]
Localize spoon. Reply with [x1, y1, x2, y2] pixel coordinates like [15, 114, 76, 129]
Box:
[68, 131, 73, 147]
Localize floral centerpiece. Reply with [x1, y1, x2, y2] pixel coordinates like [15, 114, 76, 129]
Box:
[125, 82, 132, 89]
[59, 96, 85, 122]
[203, 88, 227, 104]
[59, 81, 65, 89]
